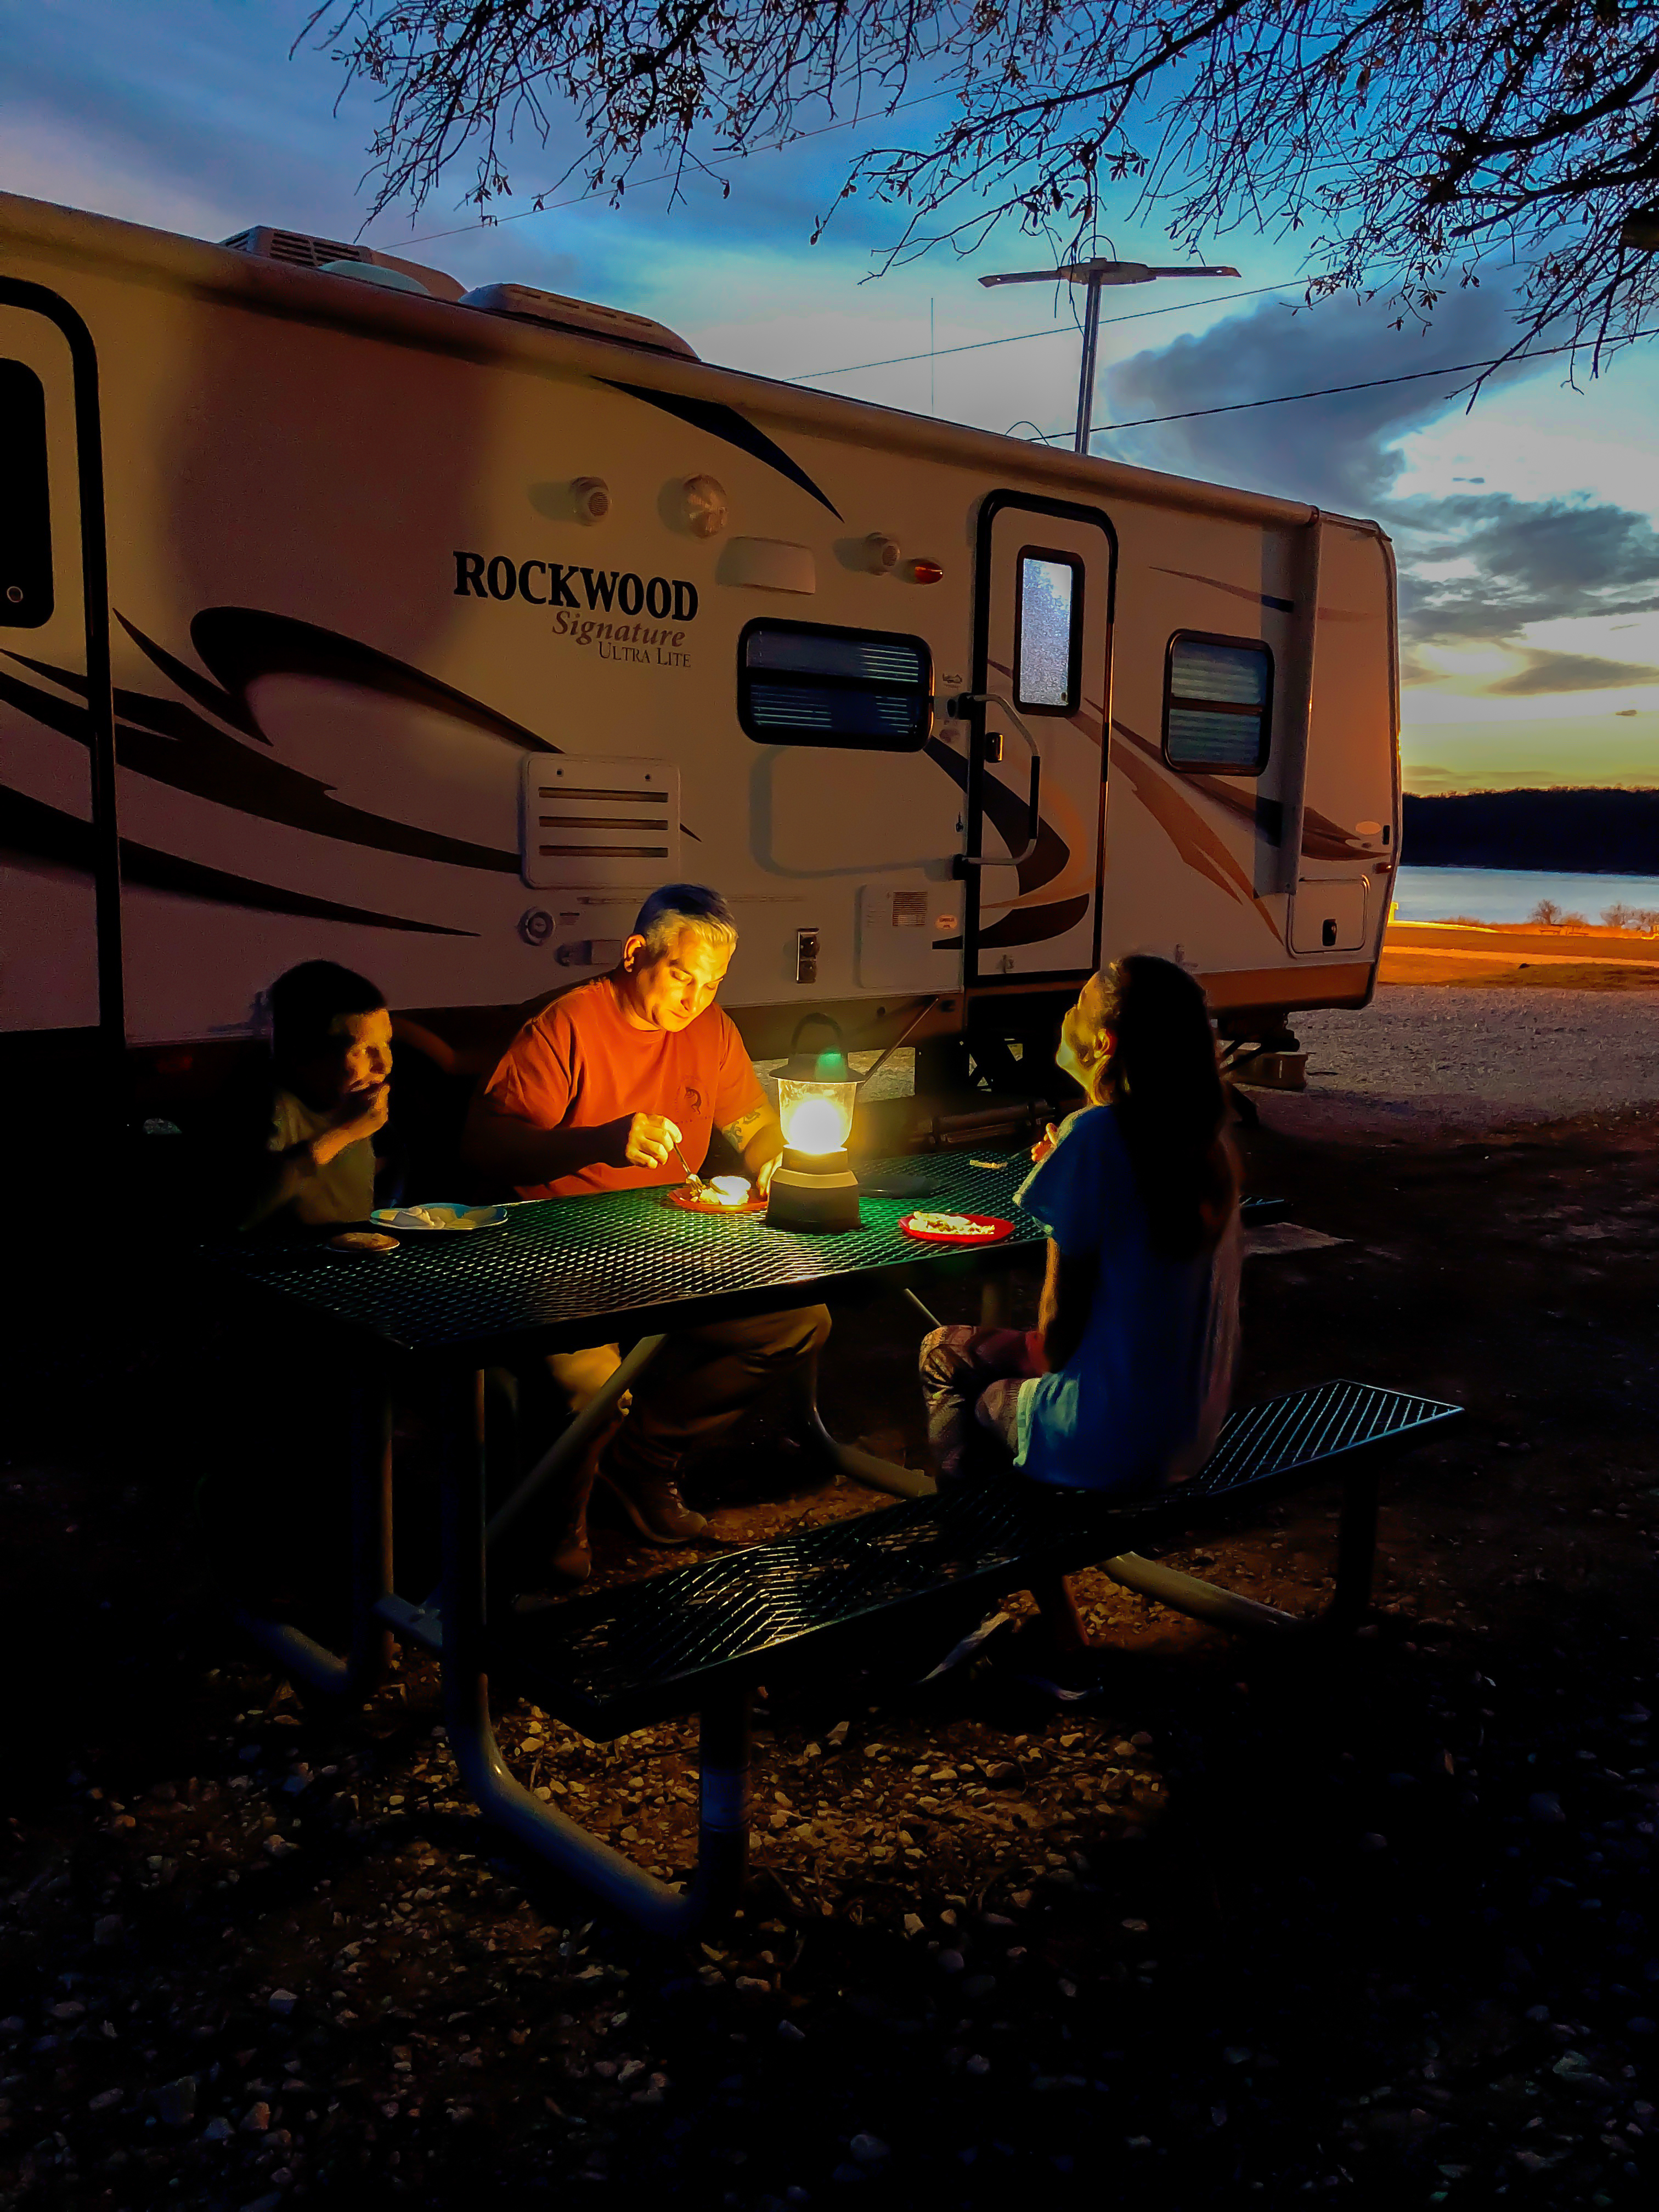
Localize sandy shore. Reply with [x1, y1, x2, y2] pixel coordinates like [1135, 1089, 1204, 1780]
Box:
[1381, 919, 1659, 992]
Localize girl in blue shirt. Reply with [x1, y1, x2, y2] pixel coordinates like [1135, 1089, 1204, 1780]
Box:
[919, 955, 1240, 1494]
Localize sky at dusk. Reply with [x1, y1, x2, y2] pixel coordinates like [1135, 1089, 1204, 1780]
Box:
[4, 0, 1657, 795]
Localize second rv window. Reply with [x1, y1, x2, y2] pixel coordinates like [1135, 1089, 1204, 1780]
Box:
[738, 621, 933, 752]
[1163, 634, 1272, 774]
[1014, 550, 1083, 713]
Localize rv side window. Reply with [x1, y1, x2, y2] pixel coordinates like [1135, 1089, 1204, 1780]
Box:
[1163, 634, 1272, 774]
[738, 620, 932, 752]
[0, 358, 53, 629]
[1014, 549, 1083, 713]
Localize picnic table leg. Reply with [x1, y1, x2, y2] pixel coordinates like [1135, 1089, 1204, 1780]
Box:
[1097, 1552, 1304, 1638]
[234, 1360, 395, 1698]
[437, 1366, 750, 1934]
[787, 1349, 936, 1500]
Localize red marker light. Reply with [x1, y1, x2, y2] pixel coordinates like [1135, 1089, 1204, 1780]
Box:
[910, 558, 944, 584]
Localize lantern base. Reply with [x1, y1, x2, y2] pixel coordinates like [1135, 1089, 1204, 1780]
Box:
[765, 1147, 861, 1233]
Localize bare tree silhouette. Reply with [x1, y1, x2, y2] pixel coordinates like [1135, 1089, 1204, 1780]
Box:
[303, 3, 1659, 368]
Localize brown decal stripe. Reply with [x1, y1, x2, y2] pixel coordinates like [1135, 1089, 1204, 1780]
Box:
[171, 609, 559, 754]
[600, 382, 843, 518]
[924, 728, 1070, 904]
[1153, 565, 1295, 615]
[0, 783, 474, 936]
[976, 893, 1092, 950]
[1110, 719, 1283, 946]
[2, 656, 523, 874]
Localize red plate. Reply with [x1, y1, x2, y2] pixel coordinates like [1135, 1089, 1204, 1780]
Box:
[899, 1212, 1015, 1245]
[662, 1185, 766, 1216]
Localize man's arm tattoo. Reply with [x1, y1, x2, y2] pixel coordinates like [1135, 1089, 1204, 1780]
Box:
[719, 1105, 769, 1150]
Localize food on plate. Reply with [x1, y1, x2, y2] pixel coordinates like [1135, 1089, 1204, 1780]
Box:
[906, 1212, 995, 1238]
[706, 1176, 752, 1208]
[391, 1205, 445, 1229]
[329, 1230, 399, 1254]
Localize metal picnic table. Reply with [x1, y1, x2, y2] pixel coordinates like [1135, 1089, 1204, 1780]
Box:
[204, 1151, 1047, 1927]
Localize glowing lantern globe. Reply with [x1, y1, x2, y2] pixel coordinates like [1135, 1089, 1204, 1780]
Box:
[766, 1019, 861, 1232]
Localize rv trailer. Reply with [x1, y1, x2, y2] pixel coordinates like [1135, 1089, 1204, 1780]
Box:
[0, 191, 1398, 1127]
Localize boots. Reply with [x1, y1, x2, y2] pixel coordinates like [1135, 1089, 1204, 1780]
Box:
[547, 1454, 599, 1584]
[597, 1453, 708, 1544]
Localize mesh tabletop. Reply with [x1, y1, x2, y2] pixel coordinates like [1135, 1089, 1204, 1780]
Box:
[501, 1379, 1464, 1733]
[204, 1153, 1046, 1358]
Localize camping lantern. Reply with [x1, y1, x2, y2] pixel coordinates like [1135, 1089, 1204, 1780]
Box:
[766, 1017, 861, 1232]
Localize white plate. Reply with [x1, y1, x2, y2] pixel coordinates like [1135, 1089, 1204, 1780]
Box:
[369, 1203, 509, 1234]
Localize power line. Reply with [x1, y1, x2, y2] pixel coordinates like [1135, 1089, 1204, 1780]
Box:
[786, 279, 1301, 381]
[1029, 328, 1659, 442]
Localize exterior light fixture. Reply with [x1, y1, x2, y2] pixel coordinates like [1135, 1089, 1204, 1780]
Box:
[683, 475, 729, 537]
[909, 558, 945, 585]
[571, 476, 610, 523]
[980, 255, 1240, 454]
[766, 1014, 861, 1232]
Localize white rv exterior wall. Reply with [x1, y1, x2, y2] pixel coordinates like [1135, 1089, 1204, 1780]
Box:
[0, 192, 1396, 1052]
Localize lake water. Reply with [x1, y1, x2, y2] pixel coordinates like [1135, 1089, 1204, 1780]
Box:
[1391, 865, 1659, 926]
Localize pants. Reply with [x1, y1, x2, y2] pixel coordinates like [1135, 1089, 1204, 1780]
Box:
[918, 1325, 1044, 1485]
[544, 1304, 833, 1477]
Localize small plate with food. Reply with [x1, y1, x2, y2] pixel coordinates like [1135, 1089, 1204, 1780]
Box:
[899, 1211, 1014, 1245]
[663, 1176, 765, 1216]
[369, 1203, 510, 1234]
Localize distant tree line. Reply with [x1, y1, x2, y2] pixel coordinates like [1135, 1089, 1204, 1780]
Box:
[1401, 789, 1659, 876]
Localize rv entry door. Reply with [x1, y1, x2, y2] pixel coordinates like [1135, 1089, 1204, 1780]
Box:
[962, 493, 1114, 986]
[0, 284, 120, 1058]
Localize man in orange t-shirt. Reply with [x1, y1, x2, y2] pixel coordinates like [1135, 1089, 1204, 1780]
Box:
[464, 884, 830, 1576]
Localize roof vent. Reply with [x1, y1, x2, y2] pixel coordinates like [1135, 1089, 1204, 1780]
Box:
[218, 227, 465, 302]
[459, 282, 697, 360]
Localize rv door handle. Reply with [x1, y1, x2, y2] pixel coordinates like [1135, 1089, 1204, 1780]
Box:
[948, 690, 1044, 869]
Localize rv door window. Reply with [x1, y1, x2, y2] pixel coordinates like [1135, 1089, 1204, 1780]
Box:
[1163, 634, 1272, 774]
[0, 358, 53, 629]
[738, 620, 932, 752]
[1014, 550, 1083, 713]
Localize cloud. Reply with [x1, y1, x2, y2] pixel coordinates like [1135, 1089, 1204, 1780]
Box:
[1399, 494, 1659, 647]
[1486, 650, 1659, 697]
[1104, 284, 1532, 511]
[1107, 289, 1659, 706]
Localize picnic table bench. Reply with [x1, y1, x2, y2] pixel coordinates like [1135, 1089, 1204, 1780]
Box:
[206, 1159, 1459, 1938]
[444, 1378, 1460, 1935]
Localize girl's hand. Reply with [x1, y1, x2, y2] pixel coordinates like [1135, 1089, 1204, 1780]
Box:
[1030, 1120, 1059, 1165]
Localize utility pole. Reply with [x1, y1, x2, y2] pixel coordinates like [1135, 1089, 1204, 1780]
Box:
[980, 258, 1240, 454]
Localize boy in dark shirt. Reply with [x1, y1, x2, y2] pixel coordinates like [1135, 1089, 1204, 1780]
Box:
[236, 962, 393, 1232]
[204, 961, 393, 1606]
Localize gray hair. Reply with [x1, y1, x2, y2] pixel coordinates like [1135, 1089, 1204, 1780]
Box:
[630, 882, 738, 957]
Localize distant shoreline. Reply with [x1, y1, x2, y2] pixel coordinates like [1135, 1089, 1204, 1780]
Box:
[1402, 789, 1659, 874]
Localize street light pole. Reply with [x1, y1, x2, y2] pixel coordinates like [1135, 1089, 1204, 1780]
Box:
[980, 257, 1241, 454]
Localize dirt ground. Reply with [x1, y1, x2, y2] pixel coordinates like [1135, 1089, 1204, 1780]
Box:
[3, 1092, 1659, 2210]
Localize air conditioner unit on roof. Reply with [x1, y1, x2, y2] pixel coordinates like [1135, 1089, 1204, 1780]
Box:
[218, 227, 465, 302]
[459, 282, 698, 360]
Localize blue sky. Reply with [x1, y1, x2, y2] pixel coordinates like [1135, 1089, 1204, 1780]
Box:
[4, 0, 1657, 793]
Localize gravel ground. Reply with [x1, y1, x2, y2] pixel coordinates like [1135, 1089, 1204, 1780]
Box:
[5, 1100, 1659, 2210]
[1262, 986, 1659, 1137]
